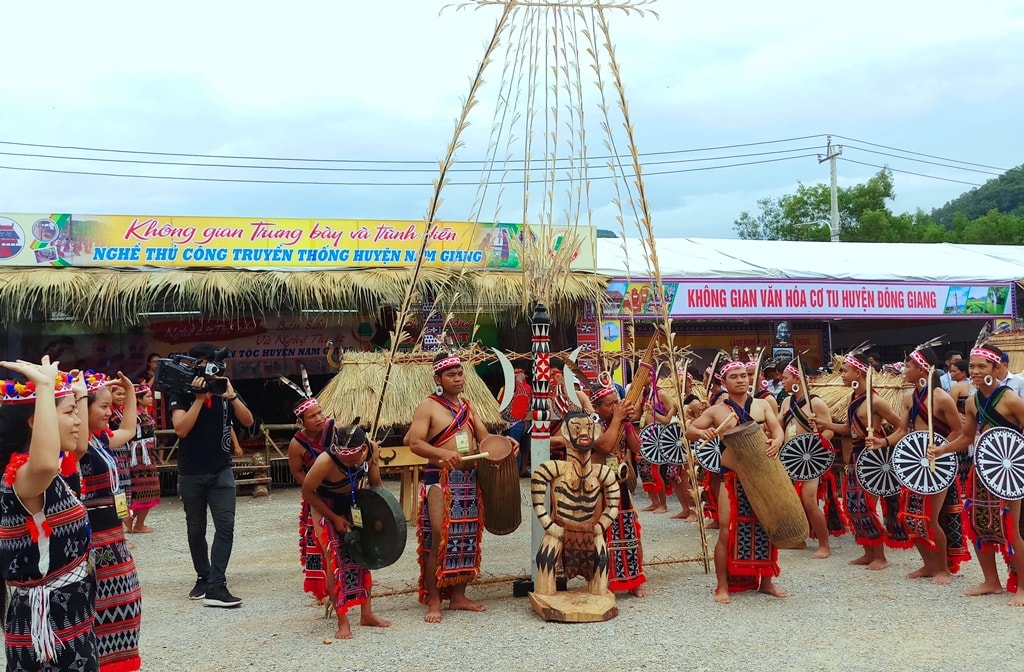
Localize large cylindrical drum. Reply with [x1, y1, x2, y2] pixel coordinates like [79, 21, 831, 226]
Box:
[720, 421, 809, 548]
[476, 435, 522, 535]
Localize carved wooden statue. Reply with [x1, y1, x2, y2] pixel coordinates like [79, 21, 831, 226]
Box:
[529, 411, 620, 622]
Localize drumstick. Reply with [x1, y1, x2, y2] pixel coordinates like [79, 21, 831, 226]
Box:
[795, 356, 816, 433]
[927, 365, 936, 473]
[460, 452, 492, 463]
[693, 414, 737, 451]
[865, 366, 874, 443]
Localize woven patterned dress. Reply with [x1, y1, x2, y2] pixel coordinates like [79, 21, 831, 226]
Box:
[127, 410, 160, 512]
[1, 467, 98, 671]
[82, 434, 142, 671]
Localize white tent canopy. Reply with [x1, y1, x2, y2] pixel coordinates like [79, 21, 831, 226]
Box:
[595, 239, 1024, 283]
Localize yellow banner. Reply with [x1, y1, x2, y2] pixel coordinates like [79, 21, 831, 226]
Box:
[0, 214, 594, 271]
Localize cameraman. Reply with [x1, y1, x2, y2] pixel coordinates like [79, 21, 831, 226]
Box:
[169, 343, 254, 608]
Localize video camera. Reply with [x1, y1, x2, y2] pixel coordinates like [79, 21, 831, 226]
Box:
[153, 347, 232, 396]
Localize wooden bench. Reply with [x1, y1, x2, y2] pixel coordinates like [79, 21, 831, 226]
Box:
[153, 430, 272, 497]
[376, 444, 428, 522]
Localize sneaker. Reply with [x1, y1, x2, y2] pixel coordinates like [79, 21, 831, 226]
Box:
[203, 586, 243, 608]
[188, 579, 208, 600]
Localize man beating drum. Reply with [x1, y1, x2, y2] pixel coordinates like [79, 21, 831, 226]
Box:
[406, 352, 518, 623]
[685, 359, 787, 604]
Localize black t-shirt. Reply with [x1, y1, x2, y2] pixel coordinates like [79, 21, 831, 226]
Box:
[168, 392, 242, 475]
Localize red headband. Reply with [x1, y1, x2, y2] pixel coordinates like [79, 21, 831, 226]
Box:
[784, 365, 799, 378]
[294, 398, 319, 418]
[719, 361, 747, 378]
[590, 385, 617, 404]
[433, 356, 462, 374]
[336, 443, 366, 457]
[844, 356, 869, 373]
[971, 347, 1002, 365]
[909, 350, 930, 370]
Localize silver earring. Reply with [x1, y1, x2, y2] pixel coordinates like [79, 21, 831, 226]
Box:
[918, 378, 927, 388]
[851, 380, 859, 390]
[791, 384, 799, 393]
[435, 385, 443, 396]
[984, 375, 993, 386]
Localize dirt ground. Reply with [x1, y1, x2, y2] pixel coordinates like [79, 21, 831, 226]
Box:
[131, 481, 1019, 672]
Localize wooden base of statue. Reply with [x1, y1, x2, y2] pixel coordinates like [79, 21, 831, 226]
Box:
[528, 590, 618, 623]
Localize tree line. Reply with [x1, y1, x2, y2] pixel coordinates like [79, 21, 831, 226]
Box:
[734, 165, 1024, 244]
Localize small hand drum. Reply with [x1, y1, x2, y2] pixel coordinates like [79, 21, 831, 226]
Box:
[639, 423, 687, 466]
[892, 431, 954, 495]
[693, 437, 721, 474]
[974, 426, 1024, 501]
[855, 445, 900, 498]
[656, 422, 688, 466]
[779, 433, 835, 482]
[639, 423, 665, 464]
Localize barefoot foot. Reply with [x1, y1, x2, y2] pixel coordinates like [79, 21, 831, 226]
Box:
[714, 586, 731, 604]
[759, 581, 789, 598]
[424, 598, 443, 623]
[360, 614, 392, 628]
[931, 571, 952, 586]
[651, 506, 668, 514]
[335, 619, 353, 640]
[1008, 591, 1024, 606]
[965, 582, 1004, 597]
[849, 553, 871, 566]
[907, 566, 933, 579]
[811, 546, 831, 559]
[867, 559, 890, 571]
[449, 597, 486, 613]
[630, 586, 648, 598]
[135, 525, 155, 533]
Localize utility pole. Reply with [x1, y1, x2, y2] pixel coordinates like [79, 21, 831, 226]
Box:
[818, 135, 843, 242]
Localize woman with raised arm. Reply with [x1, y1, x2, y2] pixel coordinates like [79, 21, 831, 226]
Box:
[0, 358, 98, 670]
[80, 371, 143, 672]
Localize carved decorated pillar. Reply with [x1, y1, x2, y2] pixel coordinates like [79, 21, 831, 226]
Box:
[529, 302, 551, 581]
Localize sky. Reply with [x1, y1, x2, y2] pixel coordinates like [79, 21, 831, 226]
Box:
[1, 0, 1023, 239]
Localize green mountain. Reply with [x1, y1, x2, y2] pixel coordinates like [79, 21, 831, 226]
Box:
[931, 164, 1024, 227]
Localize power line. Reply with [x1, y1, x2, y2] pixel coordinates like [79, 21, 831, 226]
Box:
[838, 158, 984, 187]
[0, 153, 820, 187]
[0, 134, 829, 166]
[831, 134, 1011, 172]
[843, 145, 1005, 177]
[0, 145, 823, 174]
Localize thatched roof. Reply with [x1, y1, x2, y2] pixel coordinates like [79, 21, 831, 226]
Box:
[809, 356, 913, 423]
[0, 267, 606, 326]
[316, 351, 506, 433]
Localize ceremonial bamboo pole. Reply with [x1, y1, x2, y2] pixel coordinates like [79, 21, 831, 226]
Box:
[593, 3, 710, 572]
[366, 4, 517, 440]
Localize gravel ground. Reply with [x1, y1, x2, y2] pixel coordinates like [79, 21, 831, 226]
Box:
[132, 480, 1016, 672]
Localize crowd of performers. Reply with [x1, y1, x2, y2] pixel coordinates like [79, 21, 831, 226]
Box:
[10, 328, 1021, 665]
[0, 360, 155, 671]
[282, 334, 1024, 641]
[683, 333, 1024, 606]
